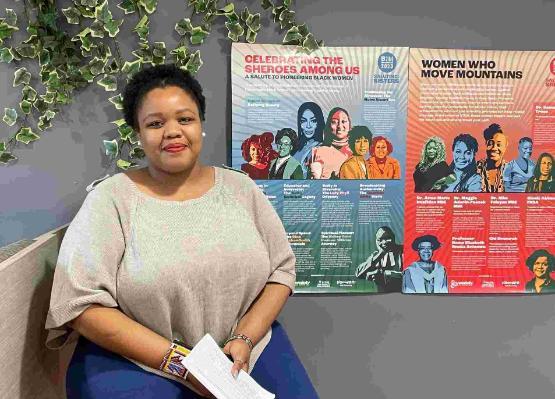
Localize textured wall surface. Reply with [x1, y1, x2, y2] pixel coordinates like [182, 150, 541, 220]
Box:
[2, 1, 555, 397]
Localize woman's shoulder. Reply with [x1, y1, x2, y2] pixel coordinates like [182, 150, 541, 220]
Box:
[86, 172, 133, 201]
[217, 165, 259, 192]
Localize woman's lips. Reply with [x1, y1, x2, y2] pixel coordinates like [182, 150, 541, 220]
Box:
[163, 144, 187, 153]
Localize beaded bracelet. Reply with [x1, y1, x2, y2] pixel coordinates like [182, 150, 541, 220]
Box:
[159, 340, 191, 379]
[224, 333, 254, 350]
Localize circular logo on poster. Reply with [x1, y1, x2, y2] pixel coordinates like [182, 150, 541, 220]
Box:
[378, 52, 397, 73]
[551, 58, 555, 75]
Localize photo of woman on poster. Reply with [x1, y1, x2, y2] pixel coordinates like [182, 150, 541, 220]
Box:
[308, 106, 352, 179]
[432, 134, 481, 192]
[525, 152, 554, 193]
[339, 126, 372, 179]
[525, 249, 555, 294]
[402, 235, 448, 294]
[240, 132, 278, 179]
[294, 102, 325, 178]
[476, 123, 508, 192]
[268, 128, 304, 179]
[355, 226, 403, 292]
[503, 137, 535, 192]
[413, 136, 451, 192]
[367, 136, 401, 179]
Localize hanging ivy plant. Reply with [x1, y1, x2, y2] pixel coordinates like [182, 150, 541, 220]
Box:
[0, 0, 322, 167]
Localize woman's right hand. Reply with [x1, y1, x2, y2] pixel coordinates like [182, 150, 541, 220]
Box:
[187, 372, 215, 398]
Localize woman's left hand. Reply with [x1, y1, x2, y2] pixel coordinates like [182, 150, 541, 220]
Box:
[223, 339, 251, 378]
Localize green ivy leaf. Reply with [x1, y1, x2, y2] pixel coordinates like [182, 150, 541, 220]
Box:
[283, 26, 302, 44]
[90, 20, 105, 38]
[0, 151, 17, 164]
[261, 0, 273, 10]
[184, 50, 203, 74]
[118, 123, 134, 140]
[16, 127, 40, 144]
[116, 159, 138, 170]
[56, 91, 71, 105]
[117, 0, 137, 14]
[0, 47, 14, 63]
[3, 108, 17, 126]
[5, 9, 17, 26]
[19, 100, 32, 114]
[271, 5, 284, 23]
[111, 118, 127, 127]
[0, 141, 5, 151]
[122, 59, 141, 77]
[296, 23, 308, 36]
[171, 45, 189, 65]
[89, 57, 106, 75]
[246, 28, 257, 44]
[109, 93, 123, 110]
[33, 99, 49, 114]
[175, 18, 193, 36]
[226, 11, 239, 24]
[38, 9, 57, 30]
[240, 6, 249, 21]
[45, 70, 61, 89]
[152, 41, 166, 58]
[76, 4, 96, 18]
[13, 67, 31, 87]
[95, 0, 112, 23]
[246, 13, 261, 32]
[22, 85, 37, 101]
[38, 49, 51, 66]
[40, 91, 56, 104]
[104, 18, 123, 37]
[0, 21, 18, 41]
[133, 15, 149, 41]
[103, 139, 119, 158]
[225, 21, 244, 42]
[15, 43, 37, 58]
[279, 9, 295, 29]
[129, 146, 145, 159]
[190, 26, 209, 45]
[138, 0, 157, 14]
[97, 74, 117, 91]
[216, 3, 234, 15]
[38, 112, 55, 131]
[62, 7, 81, 24]
[81, 0, 99, 7]
[302, 32, 319, 53]
[106, 58, 119, 73]
[79, 66, 95, 82]
[192, 0, 208, 14]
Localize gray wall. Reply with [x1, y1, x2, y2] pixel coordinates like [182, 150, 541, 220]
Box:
[2, 1, 555, 398]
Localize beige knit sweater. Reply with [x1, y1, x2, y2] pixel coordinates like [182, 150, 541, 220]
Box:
[45, 166, 295, 383]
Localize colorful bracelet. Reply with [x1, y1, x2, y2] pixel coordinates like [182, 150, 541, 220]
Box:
[159, 340, 191, 379]
[224, 333, 254, 351]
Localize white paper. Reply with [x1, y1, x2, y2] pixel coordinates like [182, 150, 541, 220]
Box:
[183, 334, 275, 399]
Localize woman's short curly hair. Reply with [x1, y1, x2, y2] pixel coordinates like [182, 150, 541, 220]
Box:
[122, 64, 206, 129]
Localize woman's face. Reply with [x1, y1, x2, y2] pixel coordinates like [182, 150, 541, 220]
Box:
[376, 228, 393, 251]
[426, 141, 438, 160]
[374, 139, 389, 159]
[249, 144, 260, 163]
[418, 242, 434, 262]
[486, 132, 508, 162]
[276, 135, 293, 157]
[518, 141, 532, 159]
[300, 109, 317, 139]
[354, 136, 370, 156]
[330, 110, 350, 140]
[453, 141, 474, 170]
[137, 85, 202, 174]
[533, 256, 549, 279]
[539, 155, 553, 177]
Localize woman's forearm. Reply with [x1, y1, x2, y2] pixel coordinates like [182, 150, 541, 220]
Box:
[71, 304, 170, 369]
[234, 283, 291, 345]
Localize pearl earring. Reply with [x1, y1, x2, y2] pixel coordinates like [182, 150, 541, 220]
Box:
[202, 132, 206, 137]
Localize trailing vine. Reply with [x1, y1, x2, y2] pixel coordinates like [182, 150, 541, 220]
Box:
[0, 0, 322, 168]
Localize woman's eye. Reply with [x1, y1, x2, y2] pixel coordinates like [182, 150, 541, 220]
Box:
[147, 121, 162, 128]
[180, 117, 193, 123]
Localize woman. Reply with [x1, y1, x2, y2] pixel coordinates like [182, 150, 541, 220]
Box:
[294, 102, 325, 178]
[240, 132, 277, 179]
[45, 65, 317, 399]
[402, 235, 448, 294]
[339, 126, 372, 179]
[431, 133, 481, 192]
[367, 136, 401, 179]
[525, 249, 555, 294]
[525, 152, 554, 193]
[503, 137, 535, 192]
[308, 106, 352, 179]
[413, 136, 451, 192]
[268, 128, 303, 179]
[476, 123, 508, 192]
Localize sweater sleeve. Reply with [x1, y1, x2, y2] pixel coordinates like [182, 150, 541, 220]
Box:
[45, 182, 125, 348]
[248, 180, 296, 293]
